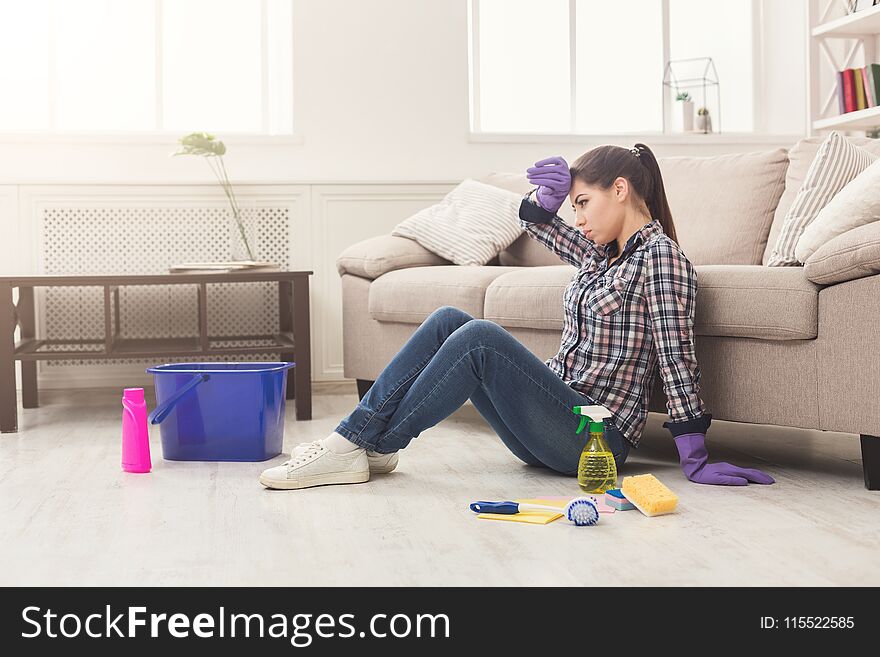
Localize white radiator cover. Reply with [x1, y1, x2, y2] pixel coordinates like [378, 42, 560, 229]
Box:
[40, 205, 291, 370]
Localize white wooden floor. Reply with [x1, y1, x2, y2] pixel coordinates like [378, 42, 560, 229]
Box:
[1, 384, 877, 586]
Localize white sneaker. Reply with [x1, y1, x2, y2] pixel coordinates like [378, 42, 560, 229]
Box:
[365, 449, 399, 474]
[259, 440, 369, 490]
[292, 439, 399, 474]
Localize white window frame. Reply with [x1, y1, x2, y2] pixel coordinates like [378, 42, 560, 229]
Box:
[467, 0, 794, 144]
[0, 0, 302, 145]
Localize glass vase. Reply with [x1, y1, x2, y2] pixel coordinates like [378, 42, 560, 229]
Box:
[229, 206, 258, 263]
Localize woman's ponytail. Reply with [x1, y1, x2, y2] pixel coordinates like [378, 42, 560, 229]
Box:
[632, 143, 678, 244]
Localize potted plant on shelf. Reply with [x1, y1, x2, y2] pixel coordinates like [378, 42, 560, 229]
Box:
[676, 91, 694, 132]
[695, 107, 713, 133]
[171, 132, 275, 272]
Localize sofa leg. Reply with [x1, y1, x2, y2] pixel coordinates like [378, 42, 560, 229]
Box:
[356, 379, 375, 401]
[861, 434, 880, 490]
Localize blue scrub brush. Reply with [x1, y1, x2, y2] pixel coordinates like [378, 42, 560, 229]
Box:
[469, 497, 600, 526]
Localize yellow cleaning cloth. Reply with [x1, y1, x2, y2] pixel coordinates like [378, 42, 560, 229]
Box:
[476, 498, 567, 525]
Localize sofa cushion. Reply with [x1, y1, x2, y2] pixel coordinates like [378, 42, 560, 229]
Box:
[497, 231, 572, 268]
[336, 235, 452, 280]
[763, 135, 880, 265]
[368, 265, 521, 323]
[803, 221, 880, 285]
[693, 265, 820, 339]
[658, 148, 789, 266]
[482, 264, 819, 340]
[484, 266, 576, 330]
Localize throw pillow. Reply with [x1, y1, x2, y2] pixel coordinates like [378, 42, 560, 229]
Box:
[391, 178, 523, 266]
[795, 158, 880, 263]
[803, 221, 880, 286]
[767, 131, 878, 267]
[762, 136, 880, 264]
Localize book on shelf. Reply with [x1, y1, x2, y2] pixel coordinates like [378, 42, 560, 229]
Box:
[866, 64, 880, 107]
[169, 261, 281, 274]
[837, 64, 880, 114]
[854, 68, 867, 110]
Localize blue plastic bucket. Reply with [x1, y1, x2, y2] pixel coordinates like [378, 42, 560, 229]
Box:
[146, 362, 295, 462]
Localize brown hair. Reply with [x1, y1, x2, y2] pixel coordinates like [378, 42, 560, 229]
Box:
[569, 143, 678, 244]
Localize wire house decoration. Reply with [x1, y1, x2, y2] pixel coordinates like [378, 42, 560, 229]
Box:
[663, 57, 722, 134]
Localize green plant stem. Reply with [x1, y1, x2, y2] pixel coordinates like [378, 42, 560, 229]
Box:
[207, 156, 239, 217]
[218, 157, 241, 218]
[203, 155, 255, 261]
[217, 156, 255, 261]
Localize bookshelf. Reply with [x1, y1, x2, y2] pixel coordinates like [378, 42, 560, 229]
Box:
[808, 0, 880, 134]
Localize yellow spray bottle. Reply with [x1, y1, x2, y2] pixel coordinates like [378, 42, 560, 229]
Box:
[572, 404, 618, 494]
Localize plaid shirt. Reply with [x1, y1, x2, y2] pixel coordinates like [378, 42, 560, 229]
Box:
[519, 192, 712, 448]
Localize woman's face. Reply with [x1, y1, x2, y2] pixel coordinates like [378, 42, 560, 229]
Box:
[568, 177, 628, 245]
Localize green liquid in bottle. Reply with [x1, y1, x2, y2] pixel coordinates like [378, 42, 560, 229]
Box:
[577, 428, 618, 494]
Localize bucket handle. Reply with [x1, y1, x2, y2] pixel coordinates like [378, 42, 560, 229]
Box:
[149, 374, 210, 425]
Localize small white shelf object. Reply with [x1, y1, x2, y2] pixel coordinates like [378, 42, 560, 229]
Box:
[808, 0, 880, 134]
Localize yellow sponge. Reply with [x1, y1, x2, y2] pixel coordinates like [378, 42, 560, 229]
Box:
[621, 474, 679, 517]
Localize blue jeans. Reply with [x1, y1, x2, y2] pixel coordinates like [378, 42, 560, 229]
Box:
[335, 306, 631, 475]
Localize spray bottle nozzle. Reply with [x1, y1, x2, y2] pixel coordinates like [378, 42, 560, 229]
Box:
[572, 404, 613, 435]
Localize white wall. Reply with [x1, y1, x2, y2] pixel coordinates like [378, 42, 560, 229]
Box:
[0, 0, 810, 391]
[760, 0, 807, 135]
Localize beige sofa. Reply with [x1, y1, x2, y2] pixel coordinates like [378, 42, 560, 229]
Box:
[336, 137, 880, 489]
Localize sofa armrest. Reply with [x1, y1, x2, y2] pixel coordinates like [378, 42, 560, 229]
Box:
[336, 235, 451, 280]
[803, 221, 880, 286]
[817, 271, 880, 437]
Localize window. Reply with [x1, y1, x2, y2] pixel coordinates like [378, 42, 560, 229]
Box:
[0, 0, 294, 135]
[469, 0, 755, 135]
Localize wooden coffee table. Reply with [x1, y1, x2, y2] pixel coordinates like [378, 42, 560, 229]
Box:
[0, 270, 313, 433]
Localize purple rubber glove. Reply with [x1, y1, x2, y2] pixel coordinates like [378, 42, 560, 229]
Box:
[674, 433, 775, 486]
[526, 156, 571, 214]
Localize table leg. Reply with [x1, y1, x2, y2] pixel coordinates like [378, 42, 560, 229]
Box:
[291, 277, 312, 421]
[0, 283, 18, 432]
[278, 281, 295, 401]
[18, 286, 38, 409]
[197, 283, 209, 352]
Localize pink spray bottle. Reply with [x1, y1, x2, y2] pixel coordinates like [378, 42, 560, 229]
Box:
[121, 387, 152, 473]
